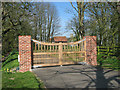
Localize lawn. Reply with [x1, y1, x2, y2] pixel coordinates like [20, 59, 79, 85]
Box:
[2, 71, 44, 89]
[2, 51, 45, 89]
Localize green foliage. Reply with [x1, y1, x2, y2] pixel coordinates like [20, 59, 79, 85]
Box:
[2, 71, 44, 89]
[85, 2, 119, 47]
[2, 2, 33, 56]
[2, 51, 19, 70]
[2, 2, 59, 56]
[97, 46, 120, 70]
[97, 46, 120, 57]
[97, 54, 120, 70]
[2, 51, 45, 89]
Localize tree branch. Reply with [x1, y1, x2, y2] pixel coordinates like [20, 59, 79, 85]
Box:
[70, 2, 78, 13]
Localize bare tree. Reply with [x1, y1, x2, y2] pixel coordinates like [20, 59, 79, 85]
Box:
[31, 2, 60, 42]
[70, 1, 88, 39]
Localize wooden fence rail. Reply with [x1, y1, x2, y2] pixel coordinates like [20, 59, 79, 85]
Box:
[97, 46, 120, 56]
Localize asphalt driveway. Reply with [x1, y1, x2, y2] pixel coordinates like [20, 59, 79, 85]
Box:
[32, 65, 120, 88]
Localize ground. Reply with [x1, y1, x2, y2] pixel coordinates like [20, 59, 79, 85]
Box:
[1, 51, 45, 89]
[33, 65, 120, 88]
[2, 71, 45, 89]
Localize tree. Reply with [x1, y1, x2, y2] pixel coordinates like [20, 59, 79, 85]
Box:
[85, 2, 119, 46]
[31, 2, 60, 42]
[107, 2, 120, 59]
[67, 16, 79, 41]
[2, 2, 33, 55]
[69, 1, 88, 40]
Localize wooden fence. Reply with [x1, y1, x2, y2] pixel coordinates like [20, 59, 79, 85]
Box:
[97, 46, 120, 56]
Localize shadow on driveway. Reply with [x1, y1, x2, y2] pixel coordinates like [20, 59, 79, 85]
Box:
[32, 65, 120, 89]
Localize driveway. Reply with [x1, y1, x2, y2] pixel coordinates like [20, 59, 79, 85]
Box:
[32, 65, 120, 88]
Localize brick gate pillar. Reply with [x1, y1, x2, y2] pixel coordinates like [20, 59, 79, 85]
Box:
[84, 36, 97, 66]
[19, 36, 31, 72]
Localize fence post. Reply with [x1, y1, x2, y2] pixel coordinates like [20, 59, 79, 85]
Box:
[98, 46, 99, 55]
[84, 36, 97, 66]
[84, 40, 86, 62]
[59, 42, 62, 65]
[107, 46, 109, 56]
[19, 36, 31, 72]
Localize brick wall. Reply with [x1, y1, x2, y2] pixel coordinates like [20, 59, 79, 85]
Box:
[84, 36, 97, 66]
[19, 36, 31, 72]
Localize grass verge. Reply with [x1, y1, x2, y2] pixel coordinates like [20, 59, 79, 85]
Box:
[2, 71, 44, 89]
[2, 51, 45, 89]
[97, 54, 120, 70]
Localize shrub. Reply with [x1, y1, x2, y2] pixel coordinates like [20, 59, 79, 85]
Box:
[97, 54, 120, 70]
[2, 51, 19, 70]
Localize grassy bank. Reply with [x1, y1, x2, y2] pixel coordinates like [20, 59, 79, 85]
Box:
[2, 51, 45, 89]
[97, 54, 120, 70]
[2, 71, 44, 89]
[2, 51, 19, 70]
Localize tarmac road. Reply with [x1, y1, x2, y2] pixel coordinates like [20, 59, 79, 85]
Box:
[33, 65, 120, 88]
